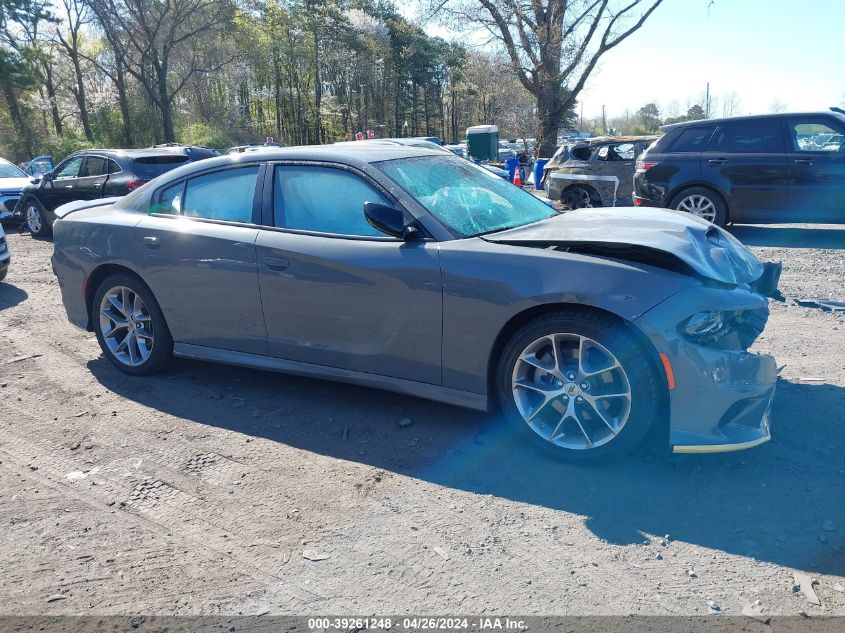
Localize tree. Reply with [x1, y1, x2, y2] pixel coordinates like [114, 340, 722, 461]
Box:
[637, 102, 660, 131]
[88, 0, 236, 141]
[54, 0, 93, 140]
[437, 0, 664, 156]
[770, 99, 788, 113]
[0, 0, 53, 157]
[686, 103, 706, 120]
[721, 90, 740, 117]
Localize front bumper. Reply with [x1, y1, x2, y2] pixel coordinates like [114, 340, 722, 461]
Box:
[0, 194, 22, 221]
[635, 284, 777, 453]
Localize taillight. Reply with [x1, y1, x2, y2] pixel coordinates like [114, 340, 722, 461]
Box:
[635, 161, 658, 173]
[126, 179, 147, 191]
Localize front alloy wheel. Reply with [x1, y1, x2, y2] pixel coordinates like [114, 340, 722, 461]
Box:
[497, 311, 661, 462]
[511, 333, 632, 450]
[25, 201, 50, 237]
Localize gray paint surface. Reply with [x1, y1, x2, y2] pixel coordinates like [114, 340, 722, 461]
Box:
[50, 145, 778, 450]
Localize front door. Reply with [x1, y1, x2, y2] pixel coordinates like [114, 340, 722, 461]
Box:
[783, 116, 845, 223]
[135, 165, 267, 355]
[43, 155, 85, 210]
[256, 163, 442, 384]
[701, 119, 790, 222]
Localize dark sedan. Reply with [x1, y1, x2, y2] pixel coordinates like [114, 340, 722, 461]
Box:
[19, 149, 190, 237]
[51, 146, 780, 461]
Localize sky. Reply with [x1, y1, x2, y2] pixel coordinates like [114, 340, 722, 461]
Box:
[406, 0, 845, 121]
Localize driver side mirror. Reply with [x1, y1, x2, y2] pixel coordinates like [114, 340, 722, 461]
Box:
[364, 202, 419, 240]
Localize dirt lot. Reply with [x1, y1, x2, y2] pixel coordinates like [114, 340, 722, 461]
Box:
[0, 223, 843, 616]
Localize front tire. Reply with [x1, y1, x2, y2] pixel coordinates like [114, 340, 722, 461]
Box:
[24, 198, 51, 238]
[93, 274, 173, 375]
[670, 187, 727, 227]
[496, 310, 662, 463]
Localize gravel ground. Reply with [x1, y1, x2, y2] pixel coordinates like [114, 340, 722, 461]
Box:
[0, 222, 843, 617]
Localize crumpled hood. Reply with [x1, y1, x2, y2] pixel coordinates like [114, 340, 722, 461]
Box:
[482, 207, 765, 286]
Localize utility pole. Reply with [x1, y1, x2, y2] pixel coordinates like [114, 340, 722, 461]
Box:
[602, 105, 607, 135]
[580, 102, 584, 132]
[705, 82, 711, 118]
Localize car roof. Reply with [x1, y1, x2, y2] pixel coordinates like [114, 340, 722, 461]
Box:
[146, 144, 446, 183]
[72, 148, 188, 159]
[573, 135, 660, 146]
[660, 110, 845, 131]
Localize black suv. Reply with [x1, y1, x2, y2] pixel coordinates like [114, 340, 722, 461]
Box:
[633, 109, 845, 226]
[18, 149, 190, 237]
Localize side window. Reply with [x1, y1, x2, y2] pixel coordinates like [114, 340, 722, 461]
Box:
[54, 157, 84, 179]
[107, 159, 121, 174]
[80, 157, 107, 177]
[707, 120, 783, 153]
[788, 119, 845, 152]
[668, 126, 716, 152]
[597, 143, 635, 161]
[182, 167, 259, 223]
[273, 166, 391, 237]
[152, 181, 184, 215]
[570, 146, 591, 161]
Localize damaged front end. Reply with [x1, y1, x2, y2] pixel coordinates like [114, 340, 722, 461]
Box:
[483, 207, 781, 453]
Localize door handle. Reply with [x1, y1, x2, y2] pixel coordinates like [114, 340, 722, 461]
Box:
[708, 158, 726, 165]
[264, 256, 289, 271]
[64, 185, 74, 189]
[794, 158, 814, 166]
[143, 236, 161, 249]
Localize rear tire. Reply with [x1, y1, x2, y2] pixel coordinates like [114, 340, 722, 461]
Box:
[670, 187, 727, 227]
[93, 273, 173, 376]
[24, 198, 52, 238]
[496, 310, 662, 463]
[562, 185, 599, 210]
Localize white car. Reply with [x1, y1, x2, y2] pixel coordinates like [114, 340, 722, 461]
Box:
[0, 157, 31, 222]
[0, 222, 9, 282]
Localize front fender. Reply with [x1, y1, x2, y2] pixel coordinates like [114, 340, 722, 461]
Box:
[438, 238, 698, 394]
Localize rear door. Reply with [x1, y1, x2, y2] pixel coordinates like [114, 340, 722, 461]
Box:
[701, 119, 789, 222]
[74, 156, 110, 200]
[136, 164, 267, 354]
[783, 116, 845, 223]
[255, 163, 442, 384]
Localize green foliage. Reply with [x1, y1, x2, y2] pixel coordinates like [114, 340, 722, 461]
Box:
[177, 122, 237, 150]
[42, 132, 94, 162]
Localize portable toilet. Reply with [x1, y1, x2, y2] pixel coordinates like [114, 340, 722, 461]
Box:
[466, 125, 498, 161]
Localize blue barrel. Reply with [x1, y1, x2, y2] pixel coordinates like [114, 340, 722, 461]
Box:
[505, 158, 520, 182]
[533, 159, 550, 190]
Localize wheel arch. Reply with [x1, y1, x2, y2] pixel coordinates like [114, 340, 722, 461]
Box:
[486, 302, 670, 435]
[84, 264, 151, 331]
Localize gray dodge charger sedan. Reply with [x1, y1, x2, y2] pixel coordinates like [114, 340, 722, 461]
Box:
[51, 145, 780, 461]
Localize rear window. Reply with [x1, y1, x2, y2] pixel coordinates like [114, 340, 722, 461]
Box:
[707, 120, 783, 153]
[132, 155, 189, 179]
[668, 126, 716, 152]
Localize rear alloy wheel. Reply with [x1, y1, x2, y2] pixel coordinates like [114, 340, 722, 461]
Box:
[93, 274, 173, 375]
[671, 187, 727, 226]
[24, 199, 51, 238]
[562, 185, 597, 210]
[497, 311, 661, 462]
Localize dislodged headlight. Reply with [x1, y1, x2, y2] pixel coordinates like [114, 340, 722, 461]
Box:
[678, 308, 768, 350]
[681, 311, 726, 342]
